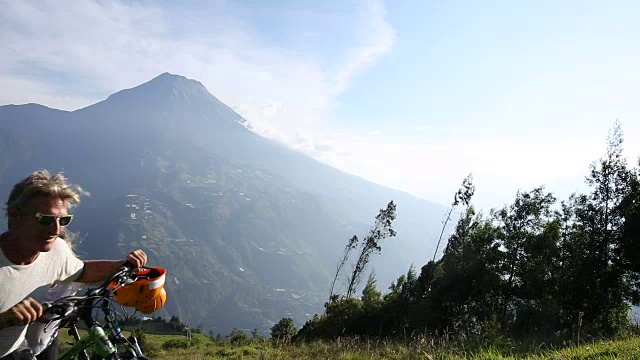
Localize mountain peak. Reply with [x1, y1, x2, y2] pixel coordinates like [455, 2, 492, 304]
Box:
[77, 72, 247, 133]
[104, 72, 215, 106]
[148, 72, 206, 90]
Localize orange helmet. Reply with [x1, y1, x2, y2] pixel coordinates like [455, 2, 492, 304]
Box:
[110, 267, 167, 314]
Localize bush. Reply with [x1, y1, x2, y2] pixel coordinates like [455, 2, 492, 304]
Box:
[161, 339, 189, 350]
[229, 329, 249, 345]
[271, 317, 298, 341]
[131, 328, 146, 348]
[161, 335, 202, 350]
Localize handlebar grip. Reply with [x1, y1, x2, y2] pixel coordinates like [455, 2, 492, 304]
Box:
[39, 302, 77, 323]
[38, 302, 54, 323]
[121, 261, 150, 273]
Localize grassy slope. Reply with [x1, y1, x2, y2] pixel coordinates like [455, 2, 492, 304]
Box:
[59, 332, 640, 359]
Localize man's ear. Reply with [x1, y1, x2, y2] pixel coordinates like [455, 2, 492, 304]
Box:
[7, 207, 19, 218]
[6, 207, 20, 229]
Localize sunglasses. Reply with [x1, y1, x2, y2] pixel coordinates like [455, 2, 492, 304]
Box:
[34, 213, 74, 227]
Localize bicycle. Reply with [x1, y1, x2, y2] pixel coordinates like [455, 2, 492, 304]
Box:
[37, 263, 165, 359]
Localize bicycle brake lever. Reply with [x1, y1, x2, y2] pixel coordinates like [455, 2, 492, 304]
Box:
[38, 303, 53, 324]
[43, 318, 56, 333]
[40, 302, 52, 312]
[61, 305, 75, 318]
[39, 303, 75, 323]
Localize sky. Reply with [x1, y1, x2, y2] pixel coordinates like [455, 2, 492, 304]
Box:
[2, 0, 640, 210]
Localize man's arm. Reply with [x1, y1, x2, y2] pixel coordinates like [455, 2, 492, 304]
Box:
[75, 249, 148, 284]
[75, 260, 127, 284]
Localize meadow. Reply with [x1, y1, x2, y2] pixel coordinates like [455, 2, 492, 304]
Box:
[58, 331, 640, 359]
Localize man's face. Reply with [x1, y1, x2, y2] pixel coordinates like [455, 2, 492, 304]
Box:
[10, 196, 70, 252]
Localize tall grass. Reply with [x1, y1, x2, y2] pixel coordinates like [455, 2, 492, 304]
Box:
[124, 332, 640, 359]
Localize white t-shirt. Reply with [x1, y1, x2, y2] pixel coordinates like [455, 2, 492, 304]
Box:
[0, 238, 84, 358]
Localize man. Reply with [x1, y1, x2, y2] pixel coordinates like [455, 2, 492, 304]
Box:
[0, 170, 148, 359]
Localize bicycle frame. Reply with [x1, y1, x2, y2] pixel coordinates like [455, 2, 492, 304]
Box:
[58, 324, 93, 360]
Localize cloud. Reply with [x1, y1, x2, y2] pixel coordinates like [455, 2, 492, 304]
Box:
[4, 0, 636, 212]
[0, 75, 94, 111]
[285, 126, 640, 210]
[330, 0, 396, 95]
[0, 0, 394, 150]
[1, 0, 410, 193]
[0, 1, 392, 117]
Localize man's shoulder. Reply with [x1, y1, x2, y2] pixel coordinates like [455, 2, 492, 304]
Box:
[42, 237, 77, 262]
[51, 237, 73, 251]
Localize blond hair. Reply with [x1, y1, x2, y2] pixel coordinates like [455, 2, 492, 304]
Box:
[4, 170, 90, 235]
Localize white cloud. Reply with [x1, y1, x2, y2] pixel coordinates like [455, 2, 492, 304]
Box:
[0, 0, 333, 117]
[2, 0, 639, 212]
[0, 0, 392, 136]
[285, 126, 640, 210]
[0, 0, 410, 194]
[330, 0, 396, 95]
[0, 76, 94, 110]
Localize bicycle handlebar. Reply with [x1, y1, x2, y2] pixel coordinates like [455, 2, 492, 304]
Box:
[35, 262, 151, 359]
[39, 263, 142, 324]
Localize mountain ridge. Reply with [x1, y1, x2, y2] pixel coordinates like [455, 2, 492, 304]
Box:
[3, 73, 442, 209]
[0, 73, 447, 333]
[95, 73, 442, 208]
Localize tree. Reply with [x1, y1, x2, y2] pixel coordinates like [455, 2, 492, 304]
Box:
[428, 206, 503, 334]
[229, 328, 248, 344]
[493, 186, 557, 332]
[346, 201, 397, 298]
[558, 120, 635, 335]
[361, 271, 382, 310]
[296, 121, 640, 341]
[270, 317, 298, 341]
[433, 173, 475, 261]
[329, 235, 359, 301]
[618, 163, 640, 305]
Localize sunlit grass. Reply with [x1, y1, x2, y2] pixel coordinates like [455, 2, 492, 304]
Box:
[57, 331, 640, 359]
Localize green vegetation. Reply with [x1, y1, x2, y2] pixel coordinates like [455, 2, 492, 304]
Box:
[270, 316, 297, 341]
[293, 121, 640, 348]
[58, 330, 640, 359]
[118, 315, 202, 335]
